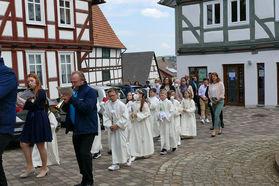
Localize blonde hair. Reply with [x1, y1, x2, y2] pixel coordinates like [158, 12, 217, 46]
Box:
[184, 89, 193, 99]
[159, 89, 167, 95]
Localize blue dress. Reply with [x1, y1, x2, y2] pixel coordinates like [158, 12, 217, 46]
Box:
[20, 89, 52, 144]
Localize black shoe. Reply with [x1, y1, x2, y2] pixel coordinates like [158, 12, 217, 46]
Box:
[211, 134, 216, 137]
[210, 127, 214, 130]
[107, 150, 112, 155]
[172, 148, 176, 152]
[92, 151, 101, 159]
[160, 149, 167, 155]
[74, 184, 82, 186]
[221, 123, 224, 128]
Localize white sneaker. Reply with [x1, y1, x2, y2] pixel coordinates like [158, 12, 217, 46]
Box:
[201, 119, 205, 124]
[130, 156, 136, 162]
[126, 158, 132, 166]
[205, 118, 210, 123]
[108, 164, 120, 171]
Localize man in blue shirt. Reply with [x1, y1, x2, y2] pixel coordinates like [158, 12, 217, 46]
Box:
[63, 71, 98, 186]
[0, 57, 18, 186]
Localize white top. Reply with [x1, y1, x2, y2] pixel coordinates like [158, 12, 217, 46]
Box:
[212, 84, 217, 98]
[198, 84, 208, 98]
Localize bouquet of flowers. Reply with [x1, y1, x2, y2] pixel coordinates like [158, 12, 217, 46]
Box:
[157, 101, 166, 121]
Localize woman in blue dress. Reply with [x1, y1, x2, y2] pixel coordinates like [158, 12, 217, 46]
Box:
[17, 73, 52, 178]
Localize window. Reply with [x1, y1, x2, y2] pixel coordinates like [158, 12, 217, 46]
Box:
[102, 48, 110, 59]
[57, 0, 74, 28]
[204, 1, 223, 28]
[26, 52, 46, 87]
[228, 0, 249, 26]
[257, 63, 265, 105]
[189, 67, 207, 84]
[25, 0, 45, 25]
[59, 53, 74, 85]
[102, 70, 111, 81]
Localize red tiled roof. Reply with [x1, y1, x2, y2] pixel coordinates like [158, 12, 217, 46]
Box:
[92, 5, 126, 49]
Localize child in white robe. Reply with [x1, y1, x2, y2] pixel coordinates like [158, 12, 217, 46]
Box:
[32, 111, 60, 167]
[91, 100, 102, 159]
[103, 88, 130, 171]
[129, 89, 154, 160]
[168, 90, 182, 146]
[157, 89, 177, 155]
[147, 88, 160, 138]
[181, 89, 197, 138]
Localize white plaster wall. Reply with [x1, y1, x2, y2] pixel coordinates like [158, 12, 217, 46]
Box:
[15, 0, 23, 18]
[89, 72, 96, 82]
[228, 29, 250, 41]
[182, 31, 199, 44]
[2, 51, 12, 68]
[47, 0, 55, 21]
[17, 22, 24, 37]
[97, 48, 102, 57]
[266, 22, 275, 37]
[48, 25, 56, 39]
[204, 31, 224, 43]
[182, 4, 200, 27]
[97, 71, 102, 82]
[177, 50, 279, 106]
[89, 58, 95, 68]
[76, 28, 81, 38]
[110, 59, 116, 66]
[255, 0, 274, 19]
[3, 21, 12, 37]
[110, 70, 114, 79]
[75, 1, 88, 11]
[103, 59, 109, 66]
[76, 12, 87, 25]
[255, 22, 269, 39]
[49, 81, 59, 99]
[81, 29, 89, 41]
[110, 49, 116, 58]
[47, 52, 57, 78]
[17, 51, 24, 80]
[27, 28, 45, 38]
[59, 30, 73, 40]
[0, 1, 9, 16]
[96, 59, 102, 67]
[91, 48, 96, 57]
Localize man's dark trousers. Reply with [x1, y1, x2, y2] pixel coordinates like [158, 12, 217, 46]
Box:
[73, 134, 95, 186]
[0, 134, 12, 186]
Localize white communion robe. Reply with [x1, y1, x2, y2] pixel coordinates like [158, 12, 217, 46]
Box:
[181, 98, 197, 137]
[157, 99, 177, 151]
[91, 101, 102, 154]
[103, 99, 130, 164]
[126, 101, 134, 143]
[170, 99, 182, 145]
[32, 111, 60, 167]
[129, 101, 154, 157]
[148, 96, 160, 137]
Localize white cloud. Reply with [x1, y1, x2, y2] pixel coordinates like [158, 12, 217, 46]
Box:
[141, 8, 169, 18]
[161, 43, 171, 49]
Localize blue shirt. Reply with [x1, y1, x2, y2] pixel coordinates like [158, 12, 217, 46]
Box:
[70, 90, 78, 124]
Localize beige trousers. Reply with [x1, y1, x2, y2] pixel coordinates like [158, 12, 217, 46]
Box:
[200, 98, 210, 120]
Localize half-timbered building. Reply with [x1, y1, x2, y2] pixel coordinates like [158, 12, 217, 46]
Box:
[81, 5, 126, 86]
[160, 0, 279, 107]
[0, 0, 104, 99]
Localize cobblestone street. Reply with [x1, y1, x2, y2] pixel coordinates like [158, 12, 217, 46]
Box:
[4, 106, 279, 186]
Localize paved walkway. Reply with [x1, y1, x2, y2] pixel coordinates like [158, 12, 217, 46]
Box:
[3, 106, 279, 185]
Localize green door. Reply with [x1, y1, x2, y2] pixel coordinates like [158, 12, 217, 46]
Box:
[223, 64, 245, 106]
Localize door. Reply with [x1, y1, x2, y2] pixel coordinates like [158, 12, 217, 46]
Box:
[223, 64, 245, 106]
[257, 63, 265, 105]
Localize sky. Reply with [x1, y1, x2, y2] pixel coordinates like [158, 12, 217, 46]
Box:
[99, 0, 175, 56]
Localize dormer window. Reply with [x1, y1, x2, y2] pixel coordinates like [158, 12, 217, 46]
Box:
[57, 0, 74, 28]
[228, 0, 249, 26]
[25, 0, 45, 25]
[203, 1, 223, 28]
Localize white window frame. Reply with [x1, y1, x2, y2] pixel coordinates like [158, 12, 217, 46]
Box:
[26, 51, 47, 89]
[58, 52, 74, 87]
[57, 0, 74, 28]
[228, 0, 249, 26]
[25, 0, 45, 26]
[203, 0, 223, 29]
[275, 0, 279, 21]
